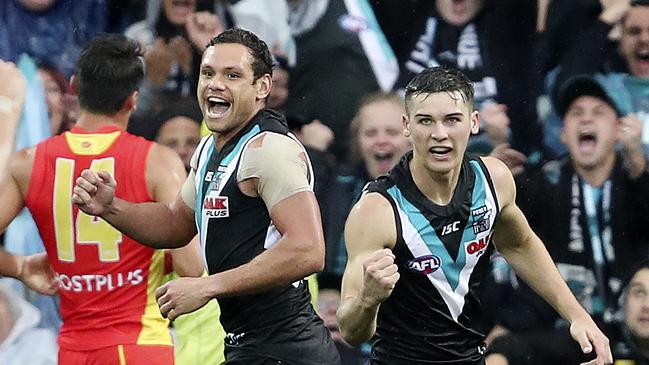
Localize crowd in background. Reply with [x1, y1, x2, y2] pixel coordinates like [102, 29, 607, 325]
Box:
[0, 0, 648, 364]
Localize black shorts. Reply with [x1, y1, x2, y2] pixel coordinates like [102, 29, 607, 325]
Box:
[371, 338, 487, 365]
[222, 322, 341, 365]
[488, 327, 593, 365]
[370, 358, 486, 365]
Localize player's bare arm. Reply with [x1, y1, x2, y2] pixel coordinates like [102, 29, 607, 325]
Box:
[0, 148, 56, 295]
[484, 156, 613, 365]
[73, 144, 197, 248]
[170, 235, 204, 278]
[0, 61, 26, 182]
[213, 189, 326, 293]
[337, 192, 399, 345]
[148, 144, 204, 277]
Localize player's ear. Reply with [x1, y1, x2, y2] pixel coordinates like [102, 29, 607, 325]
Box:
[470, 110, 479, 135]
[122, 91, 138, 112]
[402, 114, 411, 137]
[69, 75, 78, 95]
[256, 74, 272, 100]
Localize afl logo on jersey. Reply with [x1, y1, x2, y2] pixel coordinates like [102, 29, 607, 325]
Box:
[203, 191, 229, 218]
[406, 255, 441, 275]
[338, 14, 368, 33]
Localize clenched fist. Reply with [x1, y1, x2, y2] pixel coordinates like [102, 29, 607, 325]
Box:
[360, 249, 400, 308]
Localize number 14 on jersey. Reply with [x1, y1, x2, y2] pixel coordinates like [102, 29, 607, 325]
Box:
[54, 157, 123, 263]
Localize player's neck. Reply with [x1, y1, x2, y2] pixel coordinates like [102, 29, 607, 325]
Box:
[213, 106, 263, 152]
[573, 153, 615, 188]
[75, 109, 129, 132]
[410, 159, 461, 206]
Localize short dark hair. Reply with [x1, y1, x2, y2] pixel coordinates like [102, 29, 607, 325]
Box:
[207, 28, 273, 80]
[624, 259, 649, 290]
[404, 66, 474, 114]
[272, 53, 291, 73]
[153, 97, 203, 137]
[76, 34, 144, 115]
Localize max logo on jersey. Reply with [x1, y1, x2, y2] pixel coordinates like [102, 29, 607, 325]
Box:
[407, 255, 442, 275]
[203, 191, 229, 218]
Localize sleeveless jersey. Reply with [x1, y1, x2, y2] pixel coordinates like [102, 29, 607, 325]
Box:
[192, 110, 340, 363]
[366, 152, 500, 364]
[25, 125, 172, 351]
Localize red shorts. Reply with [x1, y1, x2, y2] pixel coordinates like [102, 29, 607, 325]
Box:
[59, 344, 174, 365]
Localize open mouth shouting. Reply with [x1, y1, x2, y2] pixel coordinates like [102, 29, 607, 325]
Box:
[170, 0, 194, 18]
[452, 0, 468, 15]
[577, 130, 597, 155]
[633, 47, 649, 75]
[429, 146, 453, 160]
[372, 151, 397, 174]
[206, 96, 231, 119]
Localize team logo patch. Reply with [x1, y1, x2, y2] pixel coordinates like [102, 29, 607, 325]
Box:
[406, 255, 441, 275]
[471, 205, 492, 234]
[203, 191, 229, 218]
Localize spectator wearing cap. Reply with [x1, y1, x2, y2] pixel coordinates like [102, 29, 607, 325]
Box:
[483, 75, 649, 365]
[542, 0, 649, 158]
[614, 259, 649, 364]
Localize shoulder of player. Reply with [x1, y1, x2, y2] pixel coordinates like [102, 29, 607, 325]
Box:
[346, 192, 395, 241]
[10, 147, 36, 186]
[240, 132, 307, 175]
[480, 156, 513, 186]
[345, 192, 397, 250]
[148, 142, 181, 163]
[355, 191, 393, 211]
[480, 155, 516, 205]
[244, 132, 302, 154]
[146, 143, 186, 186]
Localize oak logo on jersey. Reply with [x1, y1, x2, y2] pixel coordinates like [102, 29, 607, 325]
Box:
[471, 205, 492, 234]
[406, 255, 441, 275]
[466, 233, 492, 256]
[203, 191, 229, 218]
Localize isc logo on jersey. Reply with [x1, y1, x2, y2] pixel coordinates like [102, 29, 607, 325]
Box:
[407, 255, 442, 275]
[203, 190, 229, 218]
